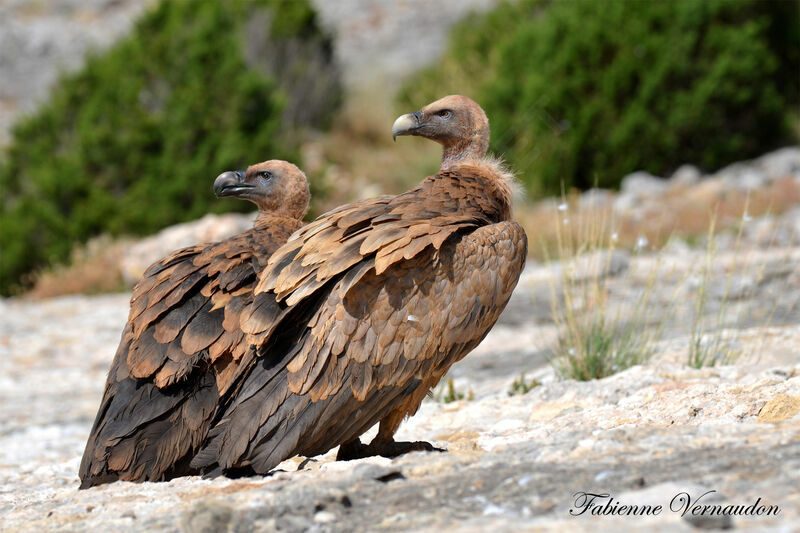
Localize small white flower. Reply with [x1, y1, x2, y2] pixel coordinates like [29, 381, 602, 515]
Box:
[568, 348, 575, 356]
[636, 235, 649, 249]
[610, 232, 619, 242]
[557, 203, 568, 211]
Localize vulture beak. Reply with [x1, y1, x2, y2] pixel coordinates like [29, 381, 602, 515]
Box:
[392, 111, 423, 141]
[213, 170, 251, 198]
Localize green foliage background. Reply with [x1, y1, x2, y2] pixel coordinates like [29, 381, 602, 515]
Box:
[0, 0, 340, 295]
[400, 0, 799, 196]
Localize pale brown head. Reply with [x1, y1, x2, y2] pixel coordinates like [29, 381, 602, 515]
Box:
[213, 160, 310, 220]
[392, 95, 490, 168]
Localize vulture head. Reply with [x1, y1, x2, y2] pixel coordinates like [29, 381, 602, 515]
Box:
[392, 95, 490, 167]
[214, 160, 310, 219]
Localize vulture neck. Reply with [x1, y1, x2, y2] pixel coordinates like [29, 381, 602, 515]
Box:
[254, 211, 303, 230]
[440, 131, 490, 171]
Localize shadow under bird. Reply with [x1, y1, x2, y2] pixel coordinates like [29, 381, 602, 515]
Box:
[79, 160, 310, 488]
[187, 95, 528, 476]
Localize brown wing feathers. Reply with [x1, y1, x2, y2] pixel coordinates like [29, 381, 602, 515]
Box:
[256, 169, 500, 310]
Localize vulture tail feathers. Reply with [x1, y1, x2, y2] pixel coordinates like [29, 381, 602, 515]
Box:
[79, 369, 218, 487]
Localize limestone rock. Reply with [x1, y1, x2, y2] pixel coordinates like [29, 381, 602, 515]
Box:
[669, 165, 702, 187]
[615, 171, 667, 211]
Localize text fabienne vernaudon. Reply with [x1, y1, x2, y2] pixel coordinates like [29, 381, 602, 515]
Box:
[570, 491, 780, 518]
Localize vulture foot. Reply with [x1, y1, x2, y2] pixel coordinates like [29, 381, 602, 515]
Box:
[337, 438, 444, 461]
[336, 438, 369, 461]
[374, 440, 445, 458]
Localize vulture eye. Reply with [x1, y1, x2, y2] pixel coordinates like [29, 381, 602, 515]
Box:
[437, 110, 452, 119]
[258, 171, 272, 179]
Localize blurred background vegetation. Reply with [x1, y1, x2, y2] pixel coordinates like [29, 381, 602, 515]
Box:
[0, 0, 798, 295]
[0, 0, 340, 294]
[400, 0, 799, 195]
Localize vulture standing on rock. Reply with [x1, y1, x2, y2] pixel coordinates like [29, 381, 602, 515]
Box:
[79, 160, 310, 488]
[190, 95, 528, 476]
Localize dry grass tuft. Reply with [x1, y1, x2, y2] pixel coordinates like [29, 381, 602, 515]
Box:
[544, 201, 661, 381]
[544, 190, 786, 379]
[685, 202, 780, 369]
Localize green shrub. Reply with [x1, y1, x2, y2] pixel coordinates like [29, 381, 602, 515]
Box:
[400, 0, 798, 196]
[0, 0, 340, 295]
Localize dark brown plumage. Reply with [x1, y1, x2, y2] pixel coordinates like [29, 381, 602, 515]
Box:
[190, 96, 528, 475]
[79, 160, 310, 488]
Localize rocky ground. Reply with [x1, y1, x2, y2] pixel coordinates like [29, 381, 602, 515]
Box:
[1, 215, 799, 531]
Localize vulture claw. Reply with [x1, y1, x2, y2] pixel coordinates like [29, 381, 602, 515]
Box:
[337, 437, 445, 461]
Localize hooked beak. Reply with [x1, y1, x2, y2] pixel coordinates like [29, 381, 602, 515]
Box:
[392, 111, 423, 141]
[213, 170, 251, 198]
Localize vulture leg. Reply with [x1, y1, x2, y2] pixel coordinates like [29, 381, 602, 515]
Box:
[384, 441, 443, 455]
[337, 386, 445, 461]
[367, 412, 446, 458]
[338, 428, 443, 461]
[367, 434, 444, 458]
[337, 434, 443, 461]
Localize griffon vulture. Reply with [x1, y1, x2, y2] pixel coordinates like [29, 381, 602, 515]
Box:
[79, 160, 310, 488]
[190, 96, 527, 476]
